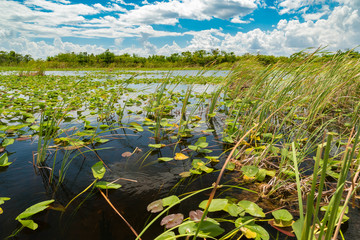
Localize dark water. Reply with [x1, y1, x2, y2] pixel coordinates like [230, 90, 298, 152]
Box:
[0, 125, 233, 239]
[1, 80, 359, 240]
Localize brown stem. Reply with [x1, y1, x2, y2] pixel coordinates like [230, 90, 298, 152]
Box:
[99, 189, 141, 239]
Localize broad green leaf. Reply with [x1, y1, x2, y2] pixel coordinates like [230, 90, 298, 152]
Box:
[158, 157, 173, 162]
[2, 138, 14, 147]
[16, 200, 55, 220]
[196, 142, 209, 148]
[246, 224, 269, 240]
[18, 219, 38, 230]
[226, 162, 235, 171]
[256, 169, 267, 181]
[199, 199, 228, 212]
[272, 209, 293, 222]
[188, 145, 199, 151]
[155, 231, 176, 240]
[91, 161, 106, 179]
[292, 219, 303, 239]
[178, 219, 224, 237]
[238, 200, 265, 218]
[0, 153, 12, 167]
[224, 203, 245, 217]
[162, 195, 180, 207]
[241, 166, 259, 177]
[95, 181, 121, 189]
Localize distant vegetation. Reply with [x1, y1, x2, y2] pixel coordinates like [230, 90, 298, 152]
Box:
[1, 48, 359, 69]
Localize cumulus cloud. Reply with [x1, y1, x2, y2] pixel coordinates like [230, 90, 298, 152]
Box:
[0, 36, 106, 59]
[0, 0, 359, 58]
[117, 0, 258, 26]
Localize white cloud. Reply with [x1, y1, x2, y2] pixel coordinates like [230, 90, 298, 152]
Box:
[0, 37, 106, 59]
[231, 16, 251, 24]
[302, 5, 330, 21]
[93, 3, 127, 12]
[277, 0, 326, 14]
[117, 0, 258, 26]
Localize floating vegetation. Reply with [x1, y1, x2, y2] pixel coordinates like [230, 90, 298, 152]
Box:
[0, 50, 360, 239]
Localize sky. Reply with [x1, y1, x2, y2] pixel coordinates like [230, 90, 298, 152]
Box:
[0, 0, 359, 59]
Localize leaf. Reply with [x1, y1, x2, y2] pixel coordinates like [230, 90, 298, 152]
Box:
[240, 226, 257, 239]
[95, 181, 122, 189]
[91, 161, 106, 179]
[174, 153, 188, 160]
[272, 209, 293, 222]
[155, 231, 176, 240]
[179, 171, 191, 177]
[149, 144, 165, 148]
[0, 153, 12, 167]
[241, 166, 259, 177]
[226, 162, 235, 171]
[199, 199, 228, 212]
[224, 203, 245, 217]
[188, 145, 199, 151]
[238, 200, 265, 218]
[18, 219, 38, 230]
[2, 138, 14, 147]
[292, 218, 303, 239]
[178, 220, 224, 237]
[129, 122, 143, 132]
[246, 225, 269, 240]
[158, 157, 173, 162]
[162, 195, 180, 207]
[16, 200, 55, 220]
[95, 138, 109, 144]
[147, 199, 163, 213]
[0, 197, 10, 205]
[122, 152, 133, 157]
[189, 210, 205, 222]
[160, 213, 184, 229]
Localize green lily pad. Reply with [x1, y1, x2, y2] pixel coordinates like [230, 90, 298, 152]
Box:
[162, 195, 180, 207]
[91, 161, 106, 180]
[199, 199, 228, 212]
[0, 153, 12, 167]
[238, 200, 265, 218]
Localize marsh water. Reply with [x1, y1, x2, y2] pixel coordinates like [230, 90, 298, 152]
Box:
[1, 70, 359, 239]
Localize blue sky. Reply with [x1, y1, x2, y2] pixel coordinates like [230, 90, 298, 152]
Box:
[0, 0, 359, 58]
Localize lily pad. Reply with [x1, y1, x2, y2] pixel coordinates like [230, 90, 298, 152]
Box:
[162, 195, 180, 207]
[160, 213, 184, 229]
[199, 199, 228, 212]
[0, 153, 12, 167]
[147, 199, 163, 213]
[178, 219, 224, 237]
[155, 231, 176, 240]
[174, 153, 188, 160]
[189, 210, 206, 222]
[91, 161, 106, 180]
[238, 200, 265, 218]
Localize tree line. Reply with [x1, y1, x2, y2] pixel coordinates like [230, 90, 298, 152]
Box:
[0, 49, 359, 68]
